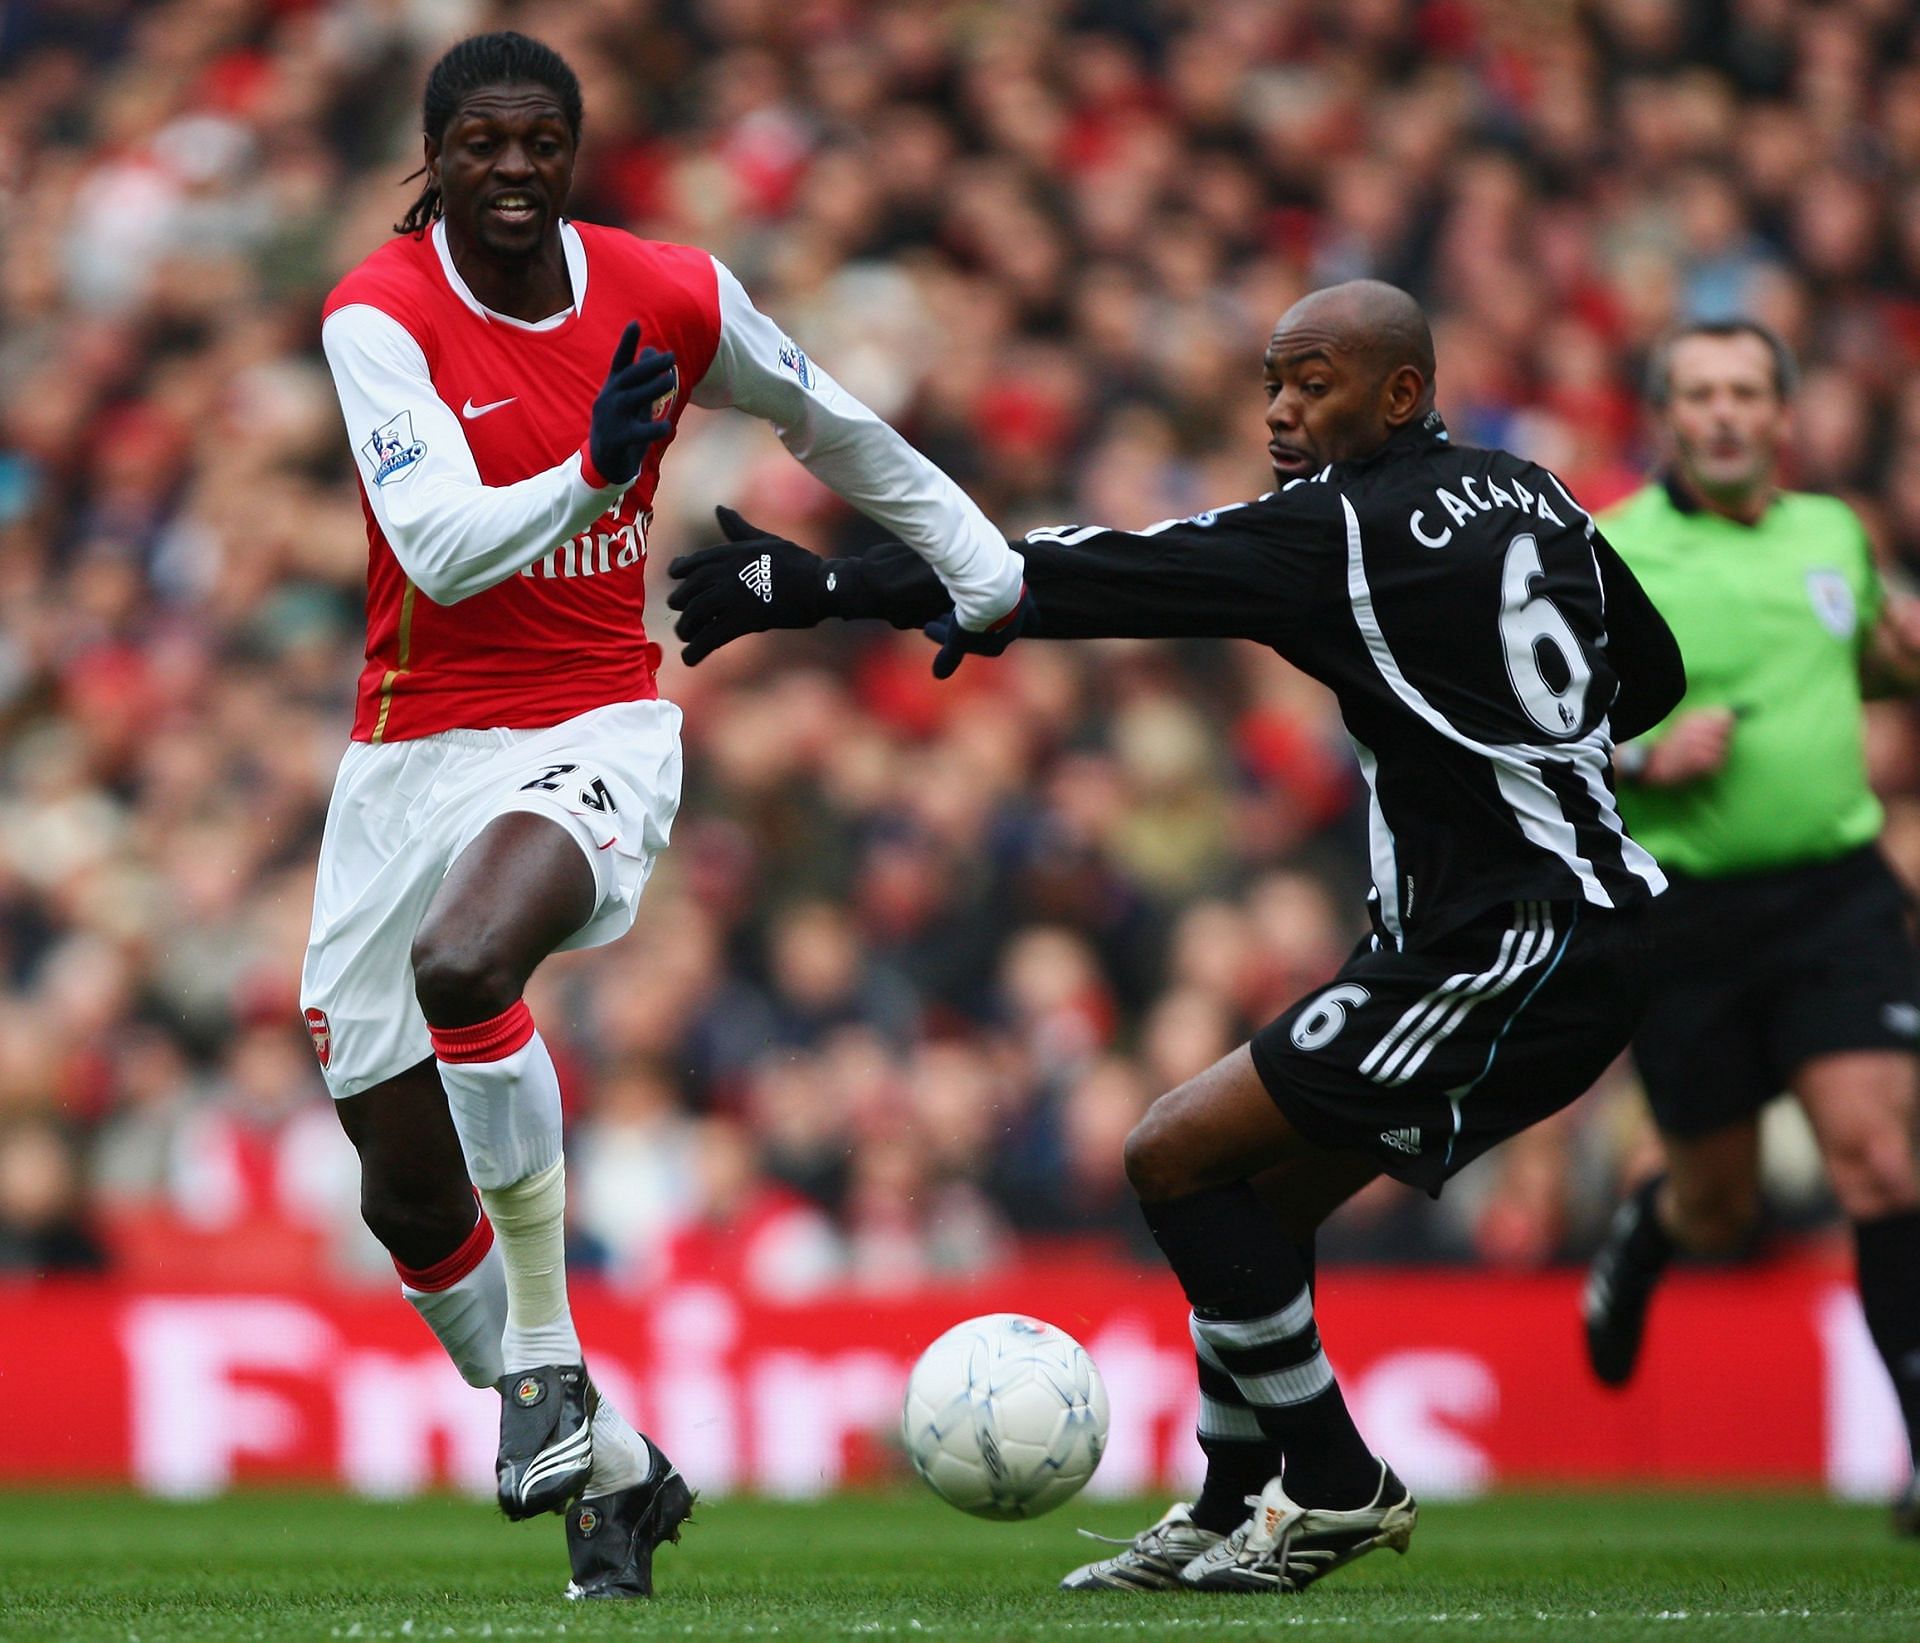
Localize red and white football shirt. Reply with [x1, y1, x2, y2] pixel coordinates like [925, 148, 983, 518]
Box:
[321, 219, 1022, 742]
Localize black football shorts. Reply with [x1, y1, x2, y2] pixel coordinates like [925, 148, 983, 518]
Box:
[1631, 844, 1920, 1140]
[1250, 898, 1652, 1195]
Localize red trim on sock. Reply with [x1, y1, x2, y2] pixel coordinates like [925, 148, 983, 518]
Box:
[430, 999, 535, 1064]
[395, 1204, 494, 1292]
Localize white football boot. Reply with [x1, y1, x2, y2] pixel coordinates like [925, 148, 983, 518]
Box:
[1180, 1461, 1416, 1593]
[1059, 1501, 1224, 1591]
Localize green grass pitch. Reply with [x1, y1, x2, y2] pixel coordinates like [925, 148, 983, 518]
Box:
[3, 1490, 1914, 1641]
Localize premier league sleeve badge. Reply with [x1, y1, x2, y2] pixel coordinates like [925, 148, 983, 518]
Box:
[363, 411, 427, 486]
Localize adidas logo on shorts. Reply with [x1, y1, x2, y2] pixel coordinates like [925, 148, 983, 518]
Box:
[1381, 1126, 1421, 1155]
[739, 553, 773, 603]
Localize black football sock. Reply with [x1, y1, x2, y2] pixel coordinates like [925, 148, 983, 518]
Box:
[1143, 1185, 1376, 1510]
[1855, 1209, 1920, 1468]
[1192, 1353, 1281, 1532]
[1189, 1235, 1316, 1531]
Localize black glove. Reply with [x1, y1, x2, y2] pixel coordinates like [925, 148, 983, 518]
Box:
[587, 322, 677, 485]
[923, 584, 1038, 678]
[667, 507, 830, 664]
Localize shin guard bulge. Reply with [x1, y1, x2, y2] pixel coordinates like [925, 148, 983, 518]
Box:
[433, 1001, 581, 1373]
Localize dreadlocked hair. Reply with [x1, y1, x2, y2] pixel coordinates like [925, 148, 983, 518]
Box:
[394, 31, 584, 237]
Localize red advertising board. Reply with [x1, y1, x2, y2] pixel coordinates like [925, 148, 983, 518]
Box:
[0, 1260, 1904, 1500]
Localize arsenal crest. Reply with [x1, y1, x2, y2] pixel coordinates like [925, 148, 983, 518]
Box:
[304, 1008, 332, 1069]
[651, 365, 678, 422]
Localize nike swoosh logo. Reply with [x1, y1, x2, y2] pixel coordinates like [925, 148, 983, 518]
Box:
[462, 396, 516, 419]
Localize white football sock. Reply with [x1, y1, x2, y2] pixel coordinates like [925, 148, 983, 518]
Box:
[585, 1396, 660, 1496]
[435, 1004, 564, 1189]
[401, 1239, 507, 1389]
[433, 1004, 581, 1374]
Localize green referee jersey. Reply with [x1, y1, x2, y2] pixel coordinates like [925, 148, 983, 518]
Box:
[1605, 477, 1883, 878]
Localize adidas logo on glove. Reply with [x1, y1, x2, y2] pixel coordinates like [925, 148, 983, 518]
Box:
[739, 553, 773, 603]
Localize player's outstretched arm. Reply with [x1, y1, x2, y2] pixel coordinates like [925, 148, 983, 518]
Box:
[322, 307, 673, 604]
[995, 502, 1335, 641]
[668, 491, 1337, 666]
[687, 259, 1025, 635]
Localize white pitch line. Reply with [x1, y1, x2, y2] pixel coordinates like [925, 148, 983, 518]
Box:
[326, 1608, 1920, 1640]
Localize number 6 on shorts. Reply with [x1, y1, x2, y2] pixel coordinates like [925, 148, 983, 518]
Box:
[1291, 984, 1372, 1051]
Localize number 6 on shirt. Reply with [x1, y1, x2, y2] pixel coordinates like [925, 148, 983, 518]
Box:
[1499, 533, 1593, 737]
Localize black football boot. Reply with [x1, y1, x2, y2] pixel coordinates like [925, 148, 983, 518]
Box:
[564, 1438, 695, 1599]
[495, 1364, 595, 1519]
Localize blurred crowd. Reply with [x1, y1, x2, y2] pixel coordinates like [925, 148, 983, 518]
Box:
[2, 0, 1917, 1290]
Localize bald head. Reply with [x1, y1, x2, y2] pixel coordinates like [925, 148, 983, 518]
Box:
[1274, 280, 1436, 385]
[1261, 281, 1439, 480]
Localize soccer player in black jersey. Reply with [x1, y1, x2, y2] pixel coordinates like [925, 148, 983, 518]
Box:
[669, 280, 1685, 1595]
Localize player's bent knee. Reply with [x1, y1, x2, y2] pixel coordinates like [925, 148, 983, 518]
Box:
[1123, 1111, 1192, 1203]
[360, 1186, 474, 1268]
[410, 927, 524, 1027]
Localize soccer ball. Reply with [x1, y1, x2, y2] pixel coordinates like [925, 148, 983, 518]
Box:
[900, 1313, 1110, 1519]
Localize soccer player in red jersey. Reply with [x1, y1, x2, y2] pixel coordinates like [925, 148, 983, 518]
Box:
[301, 32, 1029, 1598]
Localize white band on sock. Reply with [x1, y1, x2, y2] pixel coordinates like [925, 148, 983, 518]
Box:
[1190, 1292, 1316, 1354]
[1191, 1295, 1335, 1409]
[1198, 1393, 1266, 1441]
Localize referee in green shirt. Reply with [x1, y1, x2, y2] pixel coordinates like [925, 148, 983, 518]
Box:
[1582, 320, 1920, 1527]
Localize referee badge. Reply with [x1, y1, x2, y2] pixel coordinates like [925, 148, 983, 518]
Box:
[1805, 569, 1856, 638]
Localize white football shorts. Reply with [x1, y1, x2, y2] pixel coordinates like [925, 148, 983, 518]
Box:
[299, 697, 683, 1098]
